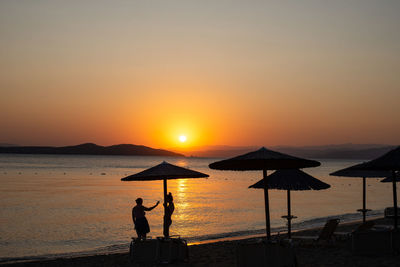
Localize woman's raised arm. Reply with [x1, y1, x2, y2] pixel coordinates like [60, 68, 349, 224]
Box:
[144, 201, 160, 211]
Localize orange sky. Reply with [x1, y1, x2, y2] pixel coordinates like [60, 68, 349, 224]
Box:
[1, 1, 399, 149]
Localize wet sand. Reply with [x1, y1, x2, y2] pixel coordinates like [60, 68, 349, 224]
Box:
[2, 217, 400, 267]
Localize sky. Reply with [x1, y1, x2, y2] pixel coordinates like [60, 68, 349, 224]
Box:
[1, 0, 399, 149]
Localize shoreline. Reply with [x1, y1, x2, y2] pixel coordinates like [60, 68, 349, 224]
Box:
[2, 215, 398, 266]
[1, 213, 382, 264]
[187, 214, 383, 246]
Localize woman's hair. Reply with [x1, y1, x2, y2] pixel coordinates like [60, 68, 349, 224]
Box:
[167, 192, 173, 202]
[135, 198, 143, 205]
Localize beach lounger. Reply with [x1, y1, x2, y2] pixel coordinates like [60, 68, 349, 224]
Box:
[130, 236, 188, 265]
[384, 207, 400, 219]
[157, 236, 188, 264]
[130, 238, 159, 265]
[292, 218, 340, 243]
[237, 241, 297, 267]
[334, 220, 375, 239]
[355, 220, 375, 231]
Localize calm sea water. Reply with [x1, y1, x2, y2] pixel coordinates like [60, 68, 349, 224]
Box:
[0, 154, 397, 261]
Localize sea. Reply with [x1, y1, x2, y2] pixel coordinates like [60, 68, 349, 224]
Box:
[0, 154, 397, 262]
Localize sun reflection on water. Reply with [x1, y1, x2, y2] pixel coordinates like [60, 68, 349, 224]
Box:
[175, 179, 189, 222]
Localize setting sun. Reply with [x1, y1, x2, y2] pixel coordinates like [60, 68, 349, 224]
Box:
[179, 135, 187, 143]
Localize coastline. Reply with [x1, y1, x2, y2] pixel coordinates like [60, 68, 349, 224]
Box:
[0, 212, 382, 264]
[2, 216, 399, 267]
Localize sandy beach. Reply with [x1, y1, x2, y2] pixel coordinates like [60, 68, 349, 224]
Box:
[2, 217, 399, 267]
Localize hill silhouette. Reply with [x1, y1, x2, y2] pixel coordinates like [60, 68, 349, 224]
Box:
[0, 143, 184, 157]
[173, 144, 396, 159]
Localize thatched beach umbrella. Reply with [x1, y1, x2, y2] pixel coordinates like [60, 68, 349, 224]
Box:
[356, 146, 400, 229]
[249, 169, 330, 238]
[330, 164, 391, 223]
[209, 147, 320, 240]
[121, 161, 209, 237]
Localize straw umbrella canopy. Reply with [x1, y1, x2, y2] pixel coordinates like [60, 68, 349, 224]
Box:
[330, 164, 391, 223]
[249, 169, 330, 238]
[355, 146, 400, 229]
[209, 147, 321, 240]
[121, 161, 209, 237]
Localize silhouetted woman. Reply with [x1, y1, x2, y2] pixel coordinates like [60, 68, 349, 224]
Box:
[163, 192, 175, 237]
[132, 198, 159, 240]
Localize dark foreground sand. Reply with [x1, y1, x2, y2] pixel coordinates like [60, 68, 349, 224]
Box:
[3, 217, 400, 267]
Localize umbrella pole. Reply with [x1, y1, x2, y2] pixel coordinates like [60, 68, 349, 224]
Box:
[263, 169, 271, 240]
[392, 170, 398, 230]
[287, 189, 291, 239]
[163, 178, 168, 237]
[362, 177, 366, 223]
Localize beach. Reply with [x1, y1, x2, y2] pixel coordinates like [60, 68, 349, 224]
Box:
[3, 217, 399, 267]
[1, 155, 397, 259]
[1, 155, 399, 266]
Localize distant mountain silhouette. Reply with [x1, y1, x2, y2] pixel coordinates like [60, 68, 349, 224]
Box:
[0, 143, 184, 157]
[175, 144, 397, 159]
[273, 144, 397, 160]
